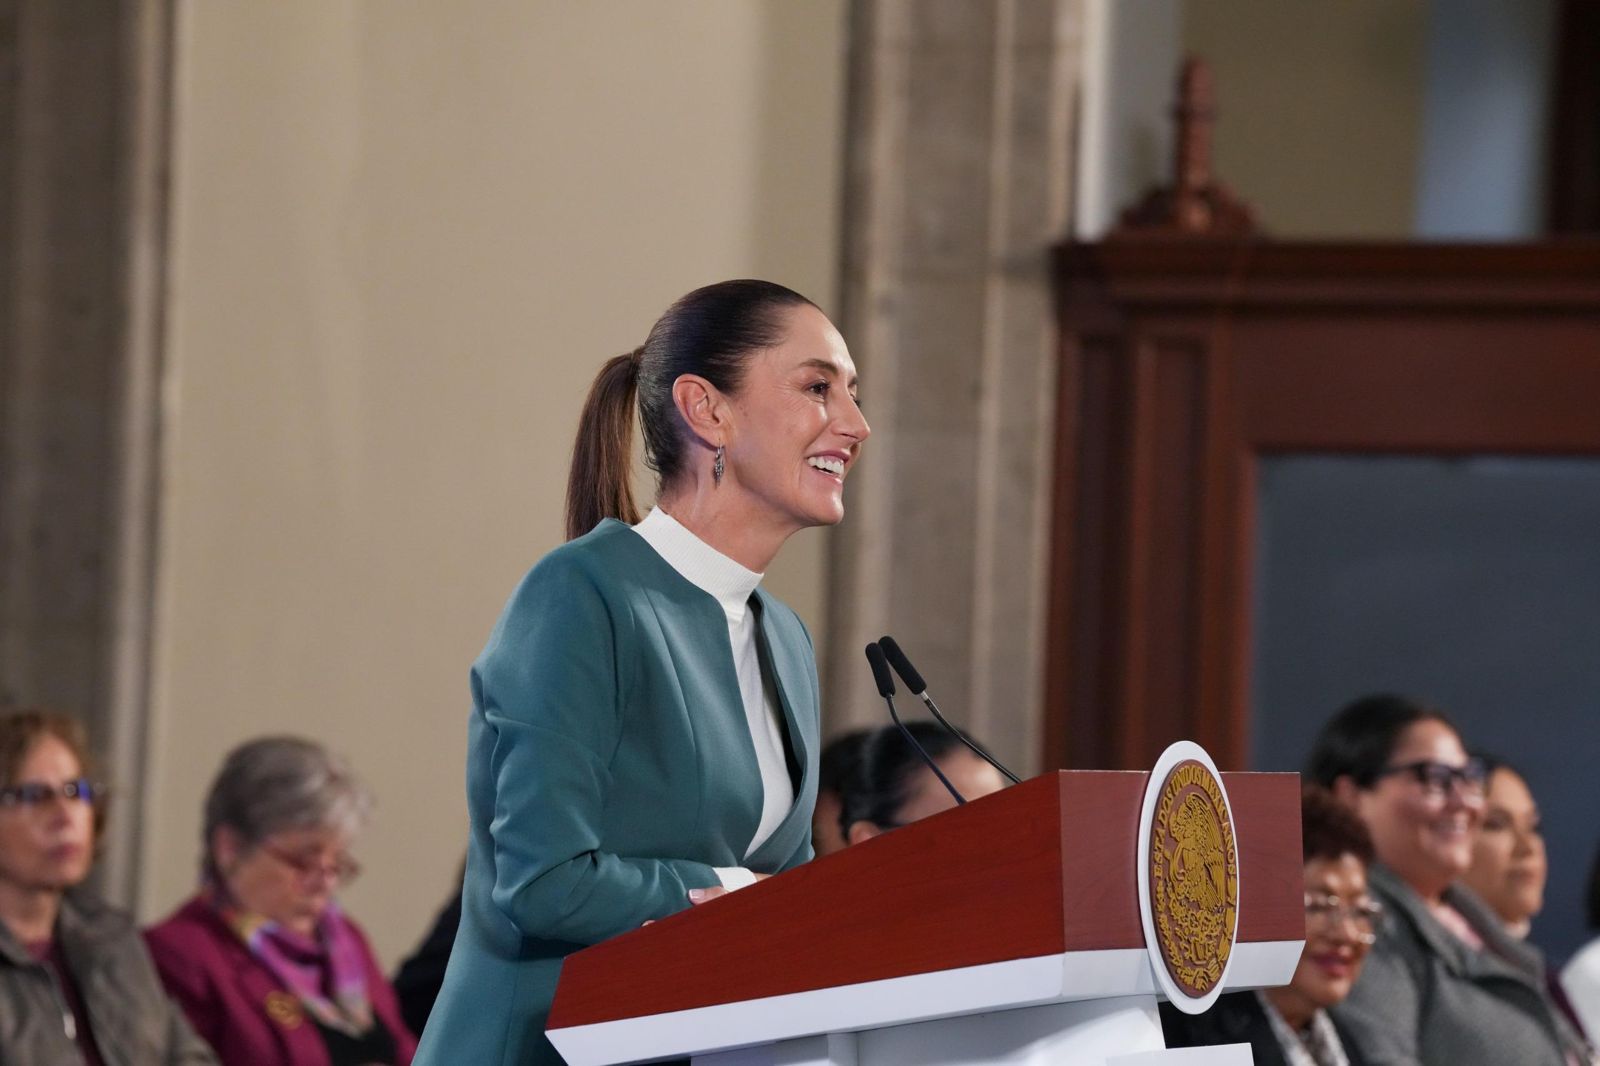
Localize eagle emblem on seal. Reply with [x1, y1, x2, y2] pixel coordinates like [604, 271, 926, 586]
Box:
[1149, 759, 1239, 997]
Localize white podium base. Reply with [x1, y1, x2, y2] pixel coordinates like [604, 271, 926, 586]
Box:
[693, 995, 1252, 1066]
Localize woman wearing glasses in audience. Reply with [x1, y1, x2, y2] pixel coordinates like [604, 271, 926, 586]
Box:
[0, 708, 216, 1064]
[1161, 787, 1378, 1066]
[1306, 694, 1594, 1066]
[146, 737, 416, 1066]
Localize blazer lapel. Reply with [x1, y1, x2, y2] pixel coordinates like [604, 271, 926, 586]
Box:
[744, 593, 817, 870]
[645, 579, 765, 860]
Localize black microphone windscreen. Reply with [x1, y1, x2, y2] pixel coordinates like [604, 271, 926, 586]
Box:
[878, 636, 926, 695]
[864, 643, 896, 698]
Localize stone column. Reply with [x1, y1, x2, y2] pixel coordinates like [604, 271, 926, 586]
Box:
[826, 0, 1085, 773]
[0, 0, 172, 906]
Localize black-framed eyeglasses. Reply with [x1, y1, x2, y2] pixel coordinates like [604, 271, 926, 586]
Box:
[1304, 892, 1383, 945]
[0, 778, 102, 810]
[1372, 758, 1487, 797]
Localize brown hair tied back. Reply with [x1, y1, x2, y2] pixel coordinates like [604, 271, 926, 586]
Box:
[564, 279, 816, 541]
[566, 349, 643, 541]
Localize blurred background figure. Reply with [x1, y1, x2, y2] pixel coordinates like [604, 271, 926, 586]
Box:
[812, 729, 870, 857]
[1458, 757, 1597, 1048]
[146, 737, 415, 1066]
[0, 709, 215, 1064]
[1564, 846, 1600, 1045]
[837, 722, 1007, 844]
[1307, 695, 1592, 1065]
[1462, 756, 1547, 939]
[1161, 786, 1378, 1065]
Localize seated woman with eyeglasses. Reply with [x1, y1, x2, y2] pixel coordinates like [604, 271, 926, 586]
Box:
[1306, 694, 1592, 1066]
[0, 708, 216, 1064]
[1161, 786, 1379, 1065]
[146, 737, 416, 1066]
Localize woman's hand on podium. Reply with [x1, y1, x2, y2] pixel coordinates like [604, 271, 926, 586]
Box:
[688, 872, 771, 906]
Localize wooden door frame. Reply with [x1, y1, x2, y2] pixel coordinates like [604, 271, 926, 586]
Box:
[1044, 238, 1600, 771]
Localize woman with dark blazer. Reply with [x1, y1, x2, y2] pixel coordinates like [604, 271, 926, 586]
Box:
[1307, 694, 1593, 1065]
[146, 737, 416, 1066]
[1161, 787, 1377, 1066]
[413, 280, 870, 1065]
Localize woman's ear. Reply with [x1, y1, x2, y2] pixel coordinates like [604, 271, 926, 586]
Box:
[846, 820, 883, 846]
[1331, 775, 1362, 808]
[211, 825, 243, 875]
[670, 374, 729, 448]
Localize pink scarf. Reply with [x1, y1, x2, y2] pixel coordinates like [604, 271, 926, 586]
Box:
[203, 883, 374, 1037]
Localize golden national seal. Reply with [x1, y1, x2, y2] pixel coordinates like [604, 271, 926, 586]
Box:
[1149, 759, 1239, 998]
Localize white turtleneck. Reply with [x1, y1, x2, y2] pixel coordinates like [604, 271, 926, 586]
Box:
[632, 507, 795, 889]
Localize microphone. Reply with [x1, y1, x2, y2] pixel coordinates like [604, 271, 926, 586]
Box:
[864, 643, 965, 806]
[877, 635, 1021, 785]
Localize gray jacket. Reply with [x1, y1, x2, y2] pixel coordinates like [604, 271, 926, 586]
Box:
[1333, 864, 1592, 1066]
[0, 890, 217, 1065]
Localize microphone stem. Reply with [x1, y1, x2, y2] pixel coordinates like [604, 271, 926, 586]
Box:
[887, 695, 966, 806]
[918, 693, 1022, 785]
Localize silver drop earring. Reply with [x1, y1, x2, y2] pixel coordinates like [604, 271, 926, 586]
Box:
[713, 445, 725, 486]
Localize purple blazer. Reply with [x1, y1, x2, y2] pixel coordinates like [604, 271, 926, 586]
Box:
[145, 897, 417, 1066]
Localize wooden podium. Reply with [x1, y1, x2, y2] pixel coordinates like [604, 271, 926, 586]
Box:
[547, 764, 1303, 1066]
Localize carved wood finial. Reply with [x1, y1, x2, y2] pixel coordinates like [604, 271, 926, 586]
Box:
[1112, 56, 1258, 238]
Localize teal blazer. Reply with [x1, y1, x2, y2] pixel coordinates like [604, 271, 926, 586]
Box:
[414, 520, 819, 1066]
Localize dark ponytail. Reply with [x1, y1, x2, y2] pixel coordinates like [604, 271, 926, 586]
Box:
[565, 348, 642, 541]
[564, 279, 818, 539]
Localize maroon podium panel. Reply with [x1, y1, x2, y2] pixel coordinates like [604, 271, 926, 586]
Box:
[548, 770, 1302, 1031]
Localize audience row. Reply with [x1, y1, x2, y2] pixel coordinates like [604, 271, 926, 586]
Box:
[1, 699, 1597, 1064]
[806, 697, 1599, 1065]
[0, 711, 413, 1065]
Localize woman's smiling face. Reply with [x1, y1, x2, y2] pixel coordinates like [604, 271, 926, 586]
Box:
[1352, 719, 1483, 897]
[1290, 853, 1376, 1010]
[721, 303, 869, 533]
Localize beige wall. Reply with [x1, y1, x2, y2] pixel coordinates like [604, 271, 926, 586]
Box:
[1182, 0, 1429, 238]
[143, 0, 845, 966]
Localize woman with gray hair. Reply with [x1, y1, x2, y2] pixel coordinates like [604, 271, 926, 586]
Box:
[146, 736, 416, 1066]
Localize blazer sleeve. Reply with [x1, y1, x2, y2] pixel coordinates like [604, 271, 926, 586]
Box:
[476, 554, 721, 945]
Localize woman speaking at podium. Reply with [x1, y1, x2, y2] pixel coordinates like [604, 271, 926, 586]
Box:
[414, 280, 869, 1066]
